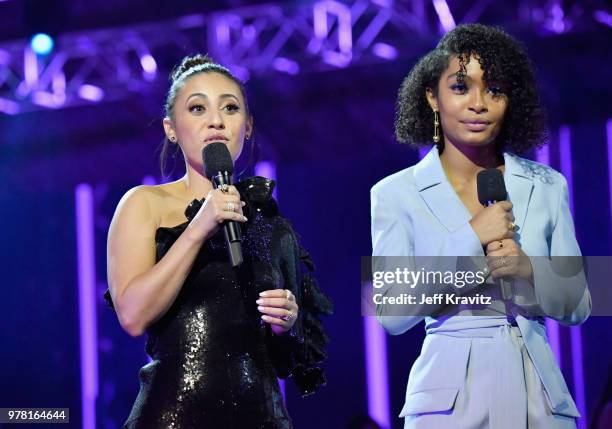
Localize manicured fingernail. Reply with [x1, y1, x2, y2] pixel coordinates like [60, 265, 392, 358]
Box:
[242, 201, 246, 206]
[256, 299, 263, 305]
[257, 306, 264, 312]
[259, 291, 268, 297]
[243, 216, 248, 221]
[261, 315, 268, 321]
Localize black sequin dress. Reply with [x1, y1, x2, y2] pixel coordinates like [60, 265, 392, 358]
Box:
[104, 177, 332, 429]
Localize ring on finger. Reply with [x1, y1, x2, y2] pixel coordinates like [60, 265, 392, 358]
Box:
[508, 222, 516, 231]
[285, 289, 291, 300]
[226, 201, 236, 212]
[282, 312, 295, 322]
[219, 184, 230, 194]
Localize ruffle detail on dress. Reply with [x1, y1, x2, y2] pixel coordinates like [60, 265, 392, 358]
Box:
[184, 176, 279, 223]
[289, 239, 333, 397]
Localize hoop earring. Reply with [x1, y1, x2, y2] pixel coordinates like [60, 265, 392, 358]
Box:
[433, 110, 441, 143]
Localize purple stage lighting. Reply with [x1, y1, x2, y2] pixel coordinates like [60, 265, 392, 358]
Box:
[594, 10, 612, 27]
[313, 1, 353, 67]
[255, 161, 278, 199]
[535, 146, 561, 368]
[272, 57, 299, 75]
[372, 43, 397, 60]
[0, 97, 19, 115]
[432, 0, 456, 33]
[229, 65, 250, 82]
[363, 314, 390, 429]
[78, 84, 104, 102]
[140, 54, 157, 81]
[558, 125, 586, 427]
[559, 125, 573, 212]
[23, 47, 38, 91]
[571, 327, 587, 429]
[0, 48, 10, 65]
[176, 14, 205, 28]
[607, 119, 612, 238]
[32, 91, 65, 108]
[535, 143, 550, 166]
[75, 184, 98, 429]
[141, 175, 157, 186]
[547, 3, 566, 34]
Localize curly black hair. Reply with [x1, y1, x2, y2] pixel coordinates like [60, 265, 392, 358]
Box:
[395, 23, 546, 154]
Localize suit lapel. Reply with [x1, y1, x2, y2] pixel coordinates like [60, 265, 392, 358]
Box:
[414, 147, 472, 233]
[413, 148, 534, 235]
[503, 153, 534, 236]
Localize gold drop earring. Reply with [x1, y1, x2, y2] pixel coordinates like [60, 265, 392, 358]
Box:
[433, 110, 440, 143]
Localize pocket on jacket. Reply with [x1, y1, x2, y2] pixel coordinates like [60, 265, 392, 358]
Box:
[398, 335, 471, 417]
[399, 387, 459, 417]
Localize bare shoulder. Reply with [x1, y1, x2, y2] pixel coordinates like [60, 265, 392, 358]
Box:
[112, 179, 193, 231]
[112, 185, 161, 228]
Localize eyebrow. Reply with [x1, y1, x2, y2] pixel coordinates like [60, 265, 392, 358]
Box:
[446, 72, 473, 82]
[185, 93, 241, 104]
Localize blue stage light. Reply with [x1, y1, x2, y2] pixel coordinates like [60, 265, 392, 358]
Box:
[30, 33, 54, 55]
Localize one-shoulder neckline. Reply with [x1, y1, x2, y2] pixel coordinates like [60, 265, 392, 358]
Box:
[155, 198, 201, 232]
[156, 222, 189, 232]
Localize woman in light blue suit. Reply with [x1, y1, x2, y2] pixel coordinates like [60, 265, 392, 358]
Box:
[371, 24, 591, 428]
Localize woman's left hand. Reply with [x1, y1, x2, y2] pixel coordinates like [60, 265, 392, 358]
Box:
[257, 289, 299, 335]
[485, 239, 534, 285]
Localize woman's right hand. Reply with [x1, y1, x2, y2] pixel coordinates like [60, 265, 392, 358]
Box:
[189, 185, 247, 241]
[469, 201, 515, 246]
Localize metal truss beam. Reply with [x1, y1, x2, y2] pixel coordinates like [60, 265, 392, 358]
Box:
[0, 0, 609, 114]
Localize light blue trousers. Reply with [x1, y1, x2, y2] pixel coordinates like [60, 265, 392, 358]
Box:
[402, 323, 578, 429]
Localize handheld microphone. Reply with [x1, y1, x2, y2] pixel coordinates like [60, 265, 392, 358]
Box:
[477, 168, 512, 300]
[202, 143, 243, 267]
[477, 168, 507, 206]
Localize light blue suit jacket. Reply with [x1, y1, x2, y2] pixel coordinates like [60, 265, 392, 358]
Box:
[371, 147, 591, 420]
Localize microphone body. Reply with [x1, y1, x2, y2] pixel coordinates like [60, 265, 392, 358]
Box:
[210, 171, 243, 267]
[477, 169, 512, 300]
[203, 143, 243, 267]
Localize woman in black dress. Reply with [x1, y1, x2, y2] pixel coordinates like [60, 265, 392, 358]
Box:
[104, 54, 331, 428]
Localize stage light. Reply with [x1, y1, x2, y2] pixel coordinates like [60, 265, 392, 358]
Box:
[432, 0, 456, 33]
[372, 43, 397, 60]
[0, 97, 19, 115]
[594, 10, 612, 27]
[78, 84, 104, 102]
[30, 33, 54, 55]
[272, 57, 299, 75]
[140, 54, 157, 78]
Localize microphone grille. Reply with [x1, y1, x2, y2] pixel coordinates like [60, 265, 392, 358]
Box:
[477, 168, 507, 205]
[202, 143, 234, 178]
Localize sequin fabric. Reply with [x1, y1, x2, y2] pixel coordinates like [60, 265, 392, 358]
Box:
[103, 177, 332, 429]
